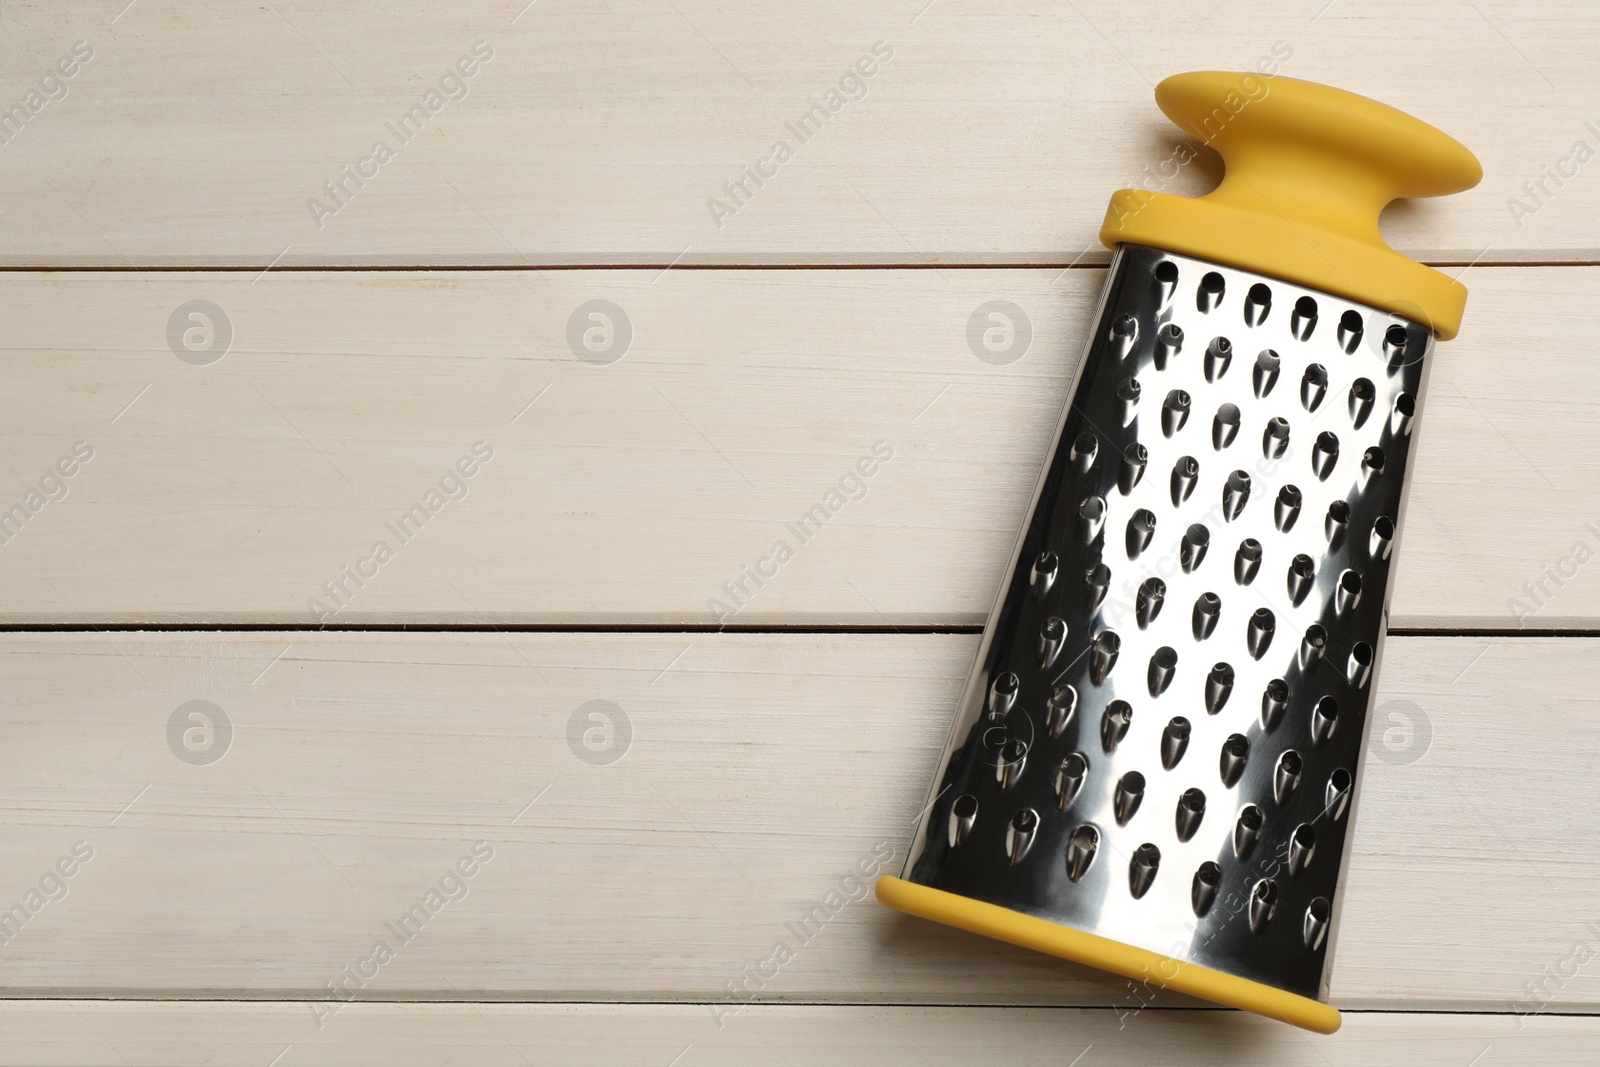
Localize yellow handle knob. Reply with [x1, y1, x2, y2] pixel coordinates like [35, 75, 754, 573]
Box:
[1100, 72, 1482, 339]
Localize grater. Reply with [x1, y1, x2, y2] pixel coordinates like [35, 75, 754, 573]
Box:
[877, 72, 1481, 1033]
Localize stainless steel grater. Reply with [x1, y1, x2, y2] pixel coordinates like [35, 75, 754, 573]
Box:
[878, 72, 1481, 1033]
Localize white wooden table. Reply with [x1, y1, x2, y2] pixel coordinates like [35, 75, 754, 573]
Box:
[1, 2, 1596, 1063]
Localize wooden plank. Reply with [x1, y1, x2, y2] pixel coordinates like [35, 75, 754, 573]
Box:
[0, 631, 1595, 1012]
[0, 1003, 1591, 1066]
[0, 1, 1591, 266]
[0, 267, 1593, 628]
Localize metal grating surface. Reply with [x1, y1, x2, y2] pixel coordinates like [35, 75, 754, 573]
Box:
[901, 244, 1433, 1000]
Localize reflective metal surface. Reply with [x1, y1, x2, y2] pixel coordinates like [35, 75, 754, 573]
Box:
[900, 244, 1433, 1001]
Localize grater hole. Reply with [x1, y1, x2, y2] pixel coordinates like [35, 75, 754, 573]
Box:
[1070, 431, 1099, 473]
[1291, 295, 1318, 341]
[1198, 271, 1226, 312]
[1234, 538, 1263, 585]
[1155, 322, 1184, 369]
[1244, 283, 1271, 327]
[998, 739, 1028, 788]
[1222, 469, 1251, 521]
[949, 794, 978, 846]
[1311, 431, 1340, 480]
[1336, 569, 1362, 616]
[1288, 823, 1316, 877]
[1300, 624, 1328, 670]
[1287, 553, 1316, 606]
[1114, 771, 1146, 825]
[1006, 808, 1039, 864]
[1154, 260, 1179, 302]
[1253, 350, 1281, 398]
[1312, 695, 1339, 747]
[1205, 336, 1233, 383]
[1205, 661, 1235, 714]
[1325, 768, 1353, 821]
[1148, 645, 1179, 698]
[1120, 442, 1149, 494]
[1263, 417, 1290, 459]
[1079, 496, 1107, 544]
[1136, 577, 1167, 630]
[1249, 878, 1279, 933]
[1262, 678, 1289, 730]
[1066, 824, 1100, 882]
[1056, 752, 1089, 809]
[1274, 749, 1303, 804]
[1101, 699, 1132, 751]
[1047, 684, 1079, 736]
[1220, 733, 1250, 787]
[1176, 787, 1206, 842]
[1275, 484, 1303, 532]
[1393, 391, 1416, 436]
[1110, 314, 1139, 358]
[1117, 376, 1141, 424]
[988, 672, 1019, 718]
[1363, 445, 1386, 477]
[1086, 562, 1112, 612]
[1337, 309, 1364, 354]
[1325, 500, 1350, 543]
[1192, 592, 1221, 640]
[1371, 515, 1395, 559]
[1300, 364, 1329, 412]
[1039, 616, 1067, 669]
[1091, 631, 1122, 686]
[1127, 510, 1158, 559]
[1162, 389, 1192, 438]
[1304, 896, 1331, 950]
[1347, 642, 1373, 688]
[1129, 843, 1161, 899]
[1234, 804, 1263, 859]
[1213, 403, 1241, 450]
[1171, 456, 1199, 506]
[1349, 378, 1375, 428]
[1247, 607, 1275, 660]
[1181, 524, 1210, 573]
[1030, 550, 1060, 599]
[1161, 716, 1191, 770]
[1383, 323, 1408, 358]
[1192, 861, 1223, 916]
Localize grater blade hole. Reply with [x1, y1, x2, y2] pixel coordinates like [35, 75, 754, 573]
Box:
[1301, 364, 1329, 412]
[1101, 699, 1132, 752]
[1312, 695, 1339, 747]
[1066, 824, 1100, 882]
[1234, 538, 1263, 585]
[1148, 646, 1179, 698]
[1325, 500, 1350, 543]
[1162, 389, 1192, 439]
[1262, 677, 1289, 730]
[1117, 376, 1141, 425]
[1336, 569, 1362, 616]
[1287, 553, 1316, 606]
[1161, 716, 1191, 770]
[1110, 314, 1139, 359]
[1347, 642, 1373, 688]
[1300, 624, 1328, 670]
[1181, 524, 1211, 573]
[1325, 768, 1353, 821]
[1197, 271, 1225, 312]
[1222, 469, 1251, 520]
[1393, 391, 1416, 435]
[1274, 749, 1303, 804]
[1234, 804, 1263, 859]
[1085, 562, 1112, 612]
[1055, 752, 1088, 809]
[1171, 456, 1199, 505]
[998, 739, 1028, 788]
[1247, 607, 1276, 660]
[1312, 431, 1340, 480]
[1363, 445, 1386, 477]
[1304, 896, 1331, 950]
[1244, 283, 1272, 327]
[1349, 377, 1375, 428]
[1153, 260, 1179, 302]
[1030, 550, 1060, 599]
[1288, 823, 1317, 877]
[1275, 484, 1303, 532]
[1120, 442, 1149, 494]
[1039, 616, 1067, 669]
[1155, 322, 1184, 369]
[1006, 808, 1039, 864]
[1291, 295, 1318, 340]
[1192, 861, 1223, 916]
[1220, 733, 1250, 787]
[1213, 403, 1242, 450]
[1253, 349, 1281, 398]
[1371, 515, 1395, 559]
[1205, 336, 1233, 382]
[1175, 787, 1206, 842]
[1070, 431, 1099, 473]
[1090, 631, 1122, 686]
[1114, 771, 1146, 825]
[948, 793, 978, 846]
[1338, 309, 1364, 354]
[1263, 417, 1290, 459]
[1205, 661, 1235, 714]
[988, 672, 1019, 718]
[1136, 577, 1167, 630]
[1079, 496, 1107, 544]
[1249, 878, 1279, 933]
[1192, 592, 1221, 640]
[1047, 684, 1079, 736]
[1129, 843, 1161, 899]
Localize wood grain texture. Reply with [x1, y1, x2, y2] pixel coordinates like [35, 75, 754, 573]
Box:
[0, 631, 1594, 1013]
[0, 1003, 1591, 1066]
[0, 267, 1594, 627]
[0, 1, 1589, 266]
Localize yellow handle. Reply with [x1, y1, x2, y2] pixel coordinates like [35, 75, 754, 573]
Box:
[1100, 71, 1481, 339]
